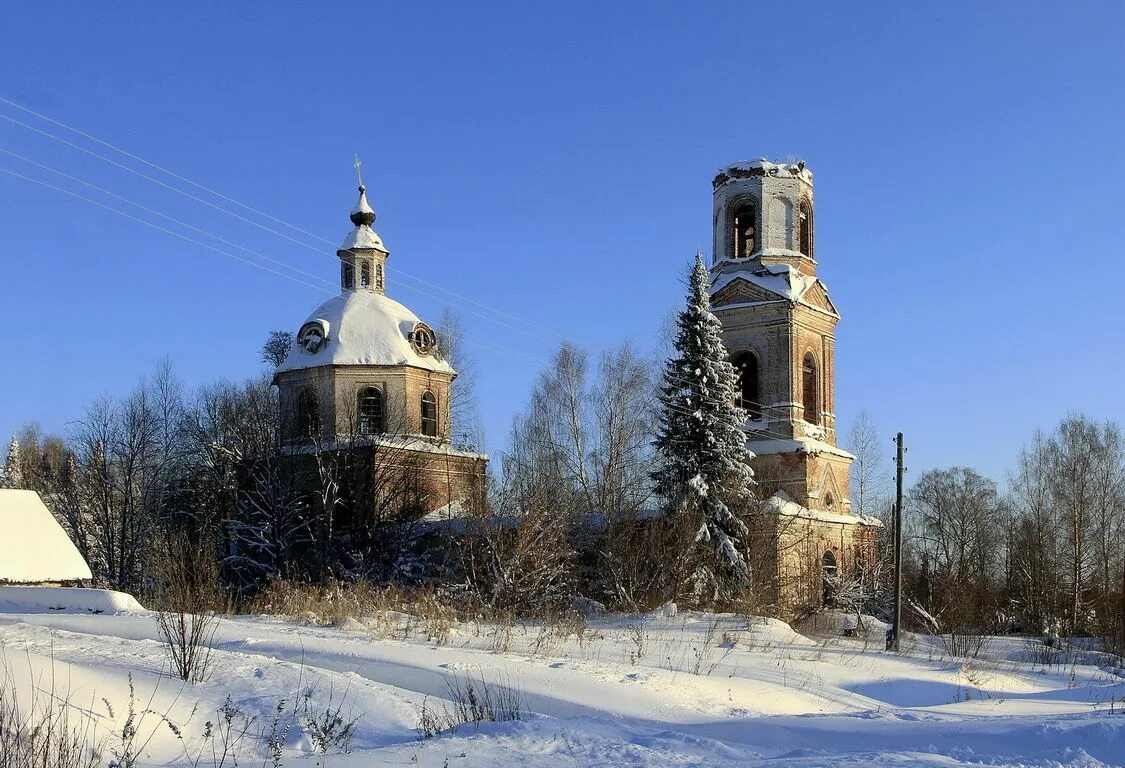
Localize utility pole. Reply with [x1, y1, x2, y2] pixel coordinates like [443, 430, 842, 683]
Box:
[889, 432, 906, 652]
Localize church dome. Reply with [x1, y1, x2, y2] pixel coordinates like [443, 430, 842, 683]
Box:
[277, 290, 454, 375]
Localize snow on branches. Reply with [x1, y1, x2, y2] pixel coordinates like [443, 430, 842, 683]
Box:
[652, 254, 755, 601]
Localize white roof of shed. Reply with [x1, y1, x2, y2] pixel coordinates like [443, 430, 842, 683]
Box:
[0, 490, 92, 583]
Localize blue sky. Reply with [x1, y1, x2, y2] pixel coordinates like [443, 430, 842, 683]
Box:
[2, 1, 1123, 483]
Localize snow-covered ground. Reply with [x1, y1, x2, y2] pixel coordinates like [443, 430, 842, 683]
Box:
[1, 592, 1123, 767]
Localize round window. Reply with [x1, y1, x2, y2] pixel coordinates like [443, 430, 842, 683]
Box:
[409, 323, 436, 356]
[298, 319, 330, 354]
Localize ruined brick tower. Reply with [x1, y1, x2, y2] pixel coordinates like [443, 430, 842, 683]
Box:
[708, 159, 854, 514]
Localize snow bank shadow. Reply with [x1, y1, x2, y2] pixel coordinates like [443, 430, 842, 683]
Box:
[847, 678, 971, 707]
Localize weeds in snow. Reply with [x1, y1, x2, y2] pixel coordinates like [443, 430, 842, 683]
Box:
[417, 673, 526, 738]
[299, 684, 360, 755]
[0, 666, 103, 768]
[625, 621, 648, 666]
[940, 632, 989, 660]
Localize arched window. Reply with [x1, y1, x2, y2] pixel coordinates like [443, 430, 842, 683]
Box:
[822, 550, 838, 604]
[296, 387, 321, 439]
[732, 201, 757, 260]
[421, 391, 438, 437]
[802, 352, 819, 425]
[357, 387, 384, 435]
[360, 261, 371, 289]
[798, 200, 812, 257]
[342, 262, 355, 290]
[375, 262, 385, 292]
[731, 352, 762, 421]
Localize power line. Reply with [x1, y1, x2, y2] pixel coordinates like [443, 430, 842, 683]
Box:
[0, 166, 550, 370]
[0, 145, 340, 291]
[0, 96, 567, 344]
[0, 97, 791, 410]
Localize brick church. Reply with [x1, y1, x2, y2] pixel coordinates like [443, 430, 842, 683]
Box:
[272, 160, 877, 610]
[274, 183, 488, 524]
[709, 159, 880, 611]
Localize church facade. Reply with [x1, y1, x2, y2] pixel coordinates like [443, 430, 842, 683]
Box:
[274, 184, 487, 526]
[709, 159, 880, 612]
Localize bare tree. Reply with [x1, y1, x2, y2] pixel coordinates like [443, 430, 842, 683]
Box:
[590, 342, 656, 517]
[1047, 415, 1100, 632]
[907, 466, 1002, 629]
[260, 330, 293, 368]
[1008, 429, 1062, 631]
[436, 308, 483, 450]
[51, 364, 188, 591]
[847, 410, 890, 519]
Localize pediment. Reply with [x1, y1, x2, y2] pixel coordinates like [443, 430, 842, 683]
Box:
[816, 465, 845, 511]
[801, 282, 838, 315]
[712, 278, 783, 308]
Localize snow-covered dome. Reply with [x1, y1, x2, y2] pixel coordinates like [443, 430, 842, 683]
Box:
[340, 224, 386, 252]
[277, 290, 454, 375]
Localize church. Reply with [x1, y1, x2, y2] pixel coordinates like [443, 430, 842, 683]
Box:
[272, 159, 877, 610]
[274, 183, 488, 527]
[709, 159, 880, 611]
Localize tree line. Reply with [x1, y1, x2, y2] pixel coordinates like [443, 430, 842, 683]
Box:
[0, 260, 762, 615]
[2, 259, 1122, 648]
[851, 411, 1125, 646]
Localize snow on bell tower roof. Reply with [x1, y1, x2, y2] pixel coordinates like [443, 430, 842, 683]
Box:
[340, 184, 388, 254]
[713, 158, 813, 188]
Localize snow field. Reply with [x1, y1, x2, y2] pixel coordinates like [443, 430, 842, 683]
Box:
[1, 596, 1124, 766]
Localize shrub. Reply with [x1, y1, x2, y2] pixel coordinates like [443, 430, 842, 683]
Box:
[941, 632, 989, 660]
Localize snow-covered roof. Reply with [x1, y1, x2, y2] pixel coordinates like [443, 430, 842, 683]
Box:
[714, 158, 813, 185]
[0, 490, 92, 583]
[746, 436, 856, 461]
[283, 435, 485, 459]
[710, 261, 826, 306]
[339, 224, 387, 252]
[763, 491, 882, 527]
[277, 290, 455, 375]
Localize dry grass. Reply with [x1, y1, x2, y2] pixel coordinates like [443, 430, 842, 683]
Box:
[246, 580, 459, 644]
[0, 680, 103, 768]
[416, 673, 526, 738]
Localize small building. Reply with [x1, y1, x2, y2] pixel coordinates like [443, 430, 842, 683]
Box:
[274, 183, 488, 527]
[0, 489, 92, 584]
[708, 159, 881, 612]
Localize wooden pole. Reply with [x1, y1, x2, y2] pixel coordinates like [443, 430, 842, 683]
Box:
[889, 432, 905, 652]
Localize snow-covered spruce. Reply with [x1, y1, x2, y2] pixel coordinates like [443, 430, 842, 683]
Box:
[652, 253, 755, 601]
[0, 435, 20, 489]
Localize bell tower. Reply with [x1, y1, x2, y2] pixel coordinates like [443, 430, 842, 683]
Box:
[709, 159, 853, 514]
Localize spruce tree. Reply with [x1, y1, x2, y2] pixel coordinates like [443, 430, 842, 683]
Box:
[652, 254, 755, 600]
[0, 435, 20, 489]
